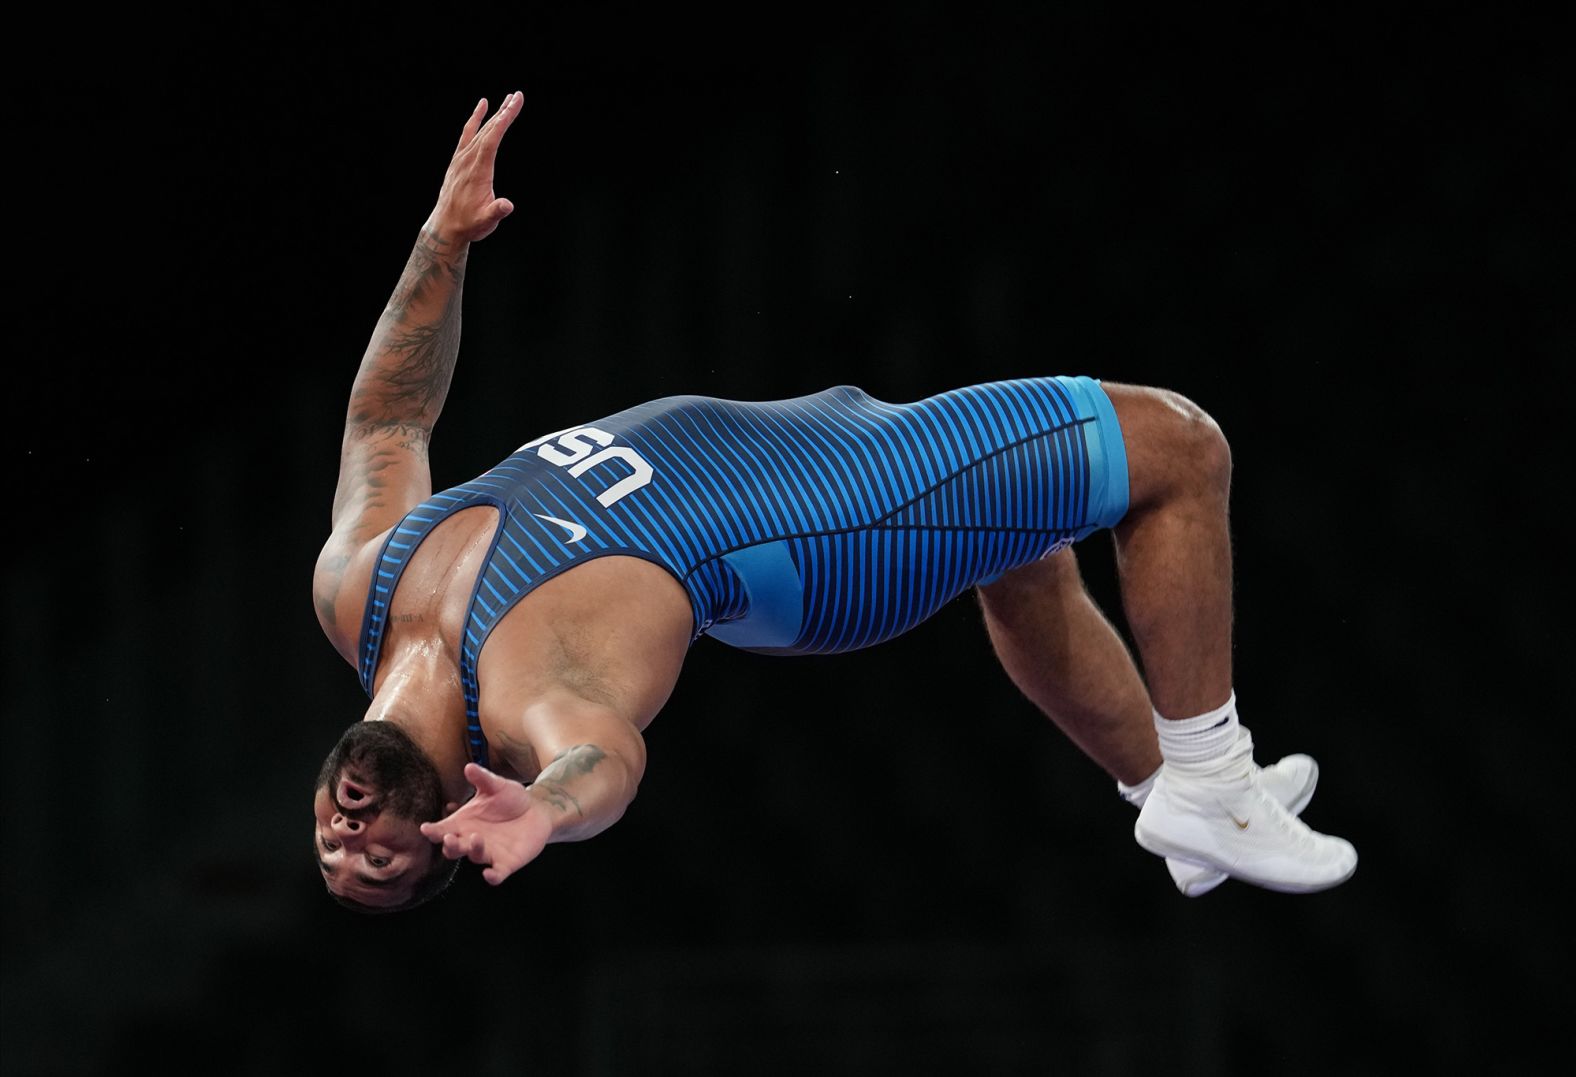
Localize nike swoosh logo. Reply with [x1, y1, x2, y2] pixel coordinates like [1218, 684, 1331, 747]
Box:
[533, 513, 587, 543]
[1229, 814, 1250, 830]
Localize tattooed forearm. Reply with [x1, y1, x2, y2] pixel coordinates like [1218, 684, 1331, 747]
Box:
[345, 227, 469, 434]
[533, 781, 584, 817]
[547, 745, 609, 778]
[385, 227, 466, 324]
[530, 745, 610, 818]
[350, 302, 461, 425]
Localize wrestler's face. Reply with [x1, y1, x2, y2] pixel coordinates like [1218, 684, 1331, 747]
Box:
[312, 776, 435, 907]
[311, 720, 447, 908]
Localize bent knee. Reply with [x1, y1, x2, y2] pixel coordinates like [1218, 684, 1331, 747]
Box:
[1104, 383, 1231, 506]
[1153, 388, 1231, 483]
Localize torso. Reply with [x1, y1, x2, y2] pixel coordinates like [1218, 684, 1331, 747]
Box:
[322, 376, 1114, 769]
[329, 506, 692, 775]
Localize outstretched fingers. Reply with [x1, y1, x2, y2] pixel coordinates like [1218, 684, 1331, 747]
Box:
[435, 828, 487, 862]
[472, 91, 523, 157]
[455, 97, 488, 153]
[417, 762, 537, 883]
[433, 826, 519, 885]
[453, 91, 519, 156]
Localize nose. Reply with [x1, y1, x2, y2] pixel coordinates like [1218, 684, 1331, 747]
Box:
[330, 812, 365, 838]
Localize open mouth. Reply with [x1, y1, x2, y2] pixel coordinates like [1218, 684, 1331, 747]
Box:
[336, 775, 378, 813]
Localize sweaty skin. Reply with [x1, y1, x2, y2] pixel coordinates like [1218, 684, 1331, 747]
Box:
[312, 92, 1347, 904]
[312, 92, 693, 897]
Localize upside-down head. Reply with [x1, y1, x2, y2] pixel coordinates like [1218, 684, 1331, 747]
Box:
[311, 721, 459, 913]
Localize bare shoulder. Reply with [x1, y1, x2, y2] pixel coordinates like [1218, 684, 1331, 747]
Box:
[312, 527, 388, 666]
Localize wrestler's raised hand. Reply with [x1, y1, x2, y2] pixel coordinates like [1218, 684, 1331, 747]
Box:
[419, 762, 553, 885]
[425, 91, 523, 245]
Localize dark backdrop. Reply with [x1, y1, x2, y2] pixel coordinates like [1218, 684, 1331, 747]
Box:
[5, 8, 1568, 1075]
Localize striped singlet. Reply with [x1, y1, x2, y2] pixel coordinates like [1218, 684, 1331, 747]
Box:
[357, 374, 1130, 766]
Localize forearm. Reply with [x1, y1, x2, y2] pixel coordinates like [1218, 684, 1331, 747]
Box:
[525, 743, 641, 843]
[345, 224, 470, 438]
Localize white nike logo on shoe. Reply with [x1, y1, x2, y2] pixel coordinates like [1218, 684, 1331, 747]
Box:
[533, 513, 588, 543]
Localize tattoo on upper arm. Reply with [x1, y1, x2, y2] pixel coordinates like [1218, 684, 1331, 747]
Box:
[331, 440, 416, 530]
[315, 549, 350, 627]
[345, 418, 432, 449]
[315, 590, 340, 628]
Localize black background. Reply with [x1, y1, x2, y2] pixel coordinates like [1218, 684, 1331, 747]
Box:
[5, 7, 1569, 1075]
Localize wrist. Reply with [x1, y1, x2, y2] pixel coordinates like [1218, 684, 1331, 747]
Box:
[417, 216, 471, 267]
[526, 780, 586, 839]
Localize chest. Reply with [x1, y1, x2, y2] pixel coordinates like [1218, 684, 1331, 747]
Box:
[352, 505, 501, 677]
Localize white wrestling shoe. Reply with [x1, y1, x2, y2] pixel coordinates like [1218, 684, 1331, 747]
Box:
[1166, 751, 1318, 896]
[1135, 734, 1357, 894]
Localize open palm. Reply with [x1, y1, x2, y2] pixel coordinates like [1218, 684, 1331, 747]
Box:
[419, 762, 553, 885]
[428, 91, 523, 244]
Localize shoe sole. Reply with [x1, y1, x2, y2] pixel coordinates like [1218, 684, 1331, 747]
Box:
[1136, 820, 1357, 894]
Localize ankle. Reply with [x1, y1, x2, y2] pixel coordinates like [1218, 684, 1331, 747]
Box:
[1155, 692, 1251, 780]
[1117, 765, 1160, 808]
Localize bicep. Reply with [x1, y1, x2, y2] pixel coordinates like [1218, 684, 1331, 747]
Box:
[329, 420, 434, 538]
[311, 421, 434, 657]
[512, 694, 650, 787]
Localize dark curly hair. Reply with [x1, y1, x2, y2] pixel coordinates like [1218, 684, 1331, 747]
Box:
[315, 721, 462, 914]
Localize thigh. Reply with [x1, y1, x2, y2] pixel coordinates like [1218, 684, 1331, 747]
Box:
[782, 522, 1067, 654]
[708, 375, 1126, 656]
[976, 544, 1084, 609]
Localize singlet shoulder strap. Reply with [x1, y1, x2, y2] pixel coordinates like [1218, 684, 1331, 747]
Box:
[356, 489, 505, 697]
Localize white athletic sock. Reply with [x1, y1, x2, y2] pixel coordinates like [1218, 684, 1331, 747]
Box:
[1116, 766, 1160, 808]
[1154, 691, 1248, 780]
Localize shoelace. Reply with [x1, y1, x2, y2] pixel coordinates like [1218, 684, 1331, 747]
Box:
[1169, 748, 1332, 854]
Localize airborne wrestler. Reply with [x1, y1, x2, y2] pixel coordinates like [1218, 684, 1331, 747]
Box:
[310, 92, 1356, 912]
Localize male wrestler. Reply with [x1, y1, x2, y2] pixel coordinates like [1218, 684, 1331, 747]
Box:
[311, 92, 1356, 912]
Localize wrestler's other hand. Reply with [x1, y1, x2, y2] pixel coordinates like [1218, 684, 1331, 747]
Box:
[419, 762, 552, 885]
[425, 91, 523, 245]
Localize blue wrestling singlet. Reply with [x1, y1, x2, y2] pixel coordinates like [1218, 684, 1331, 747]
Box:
[357, 375, 1130, 765]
